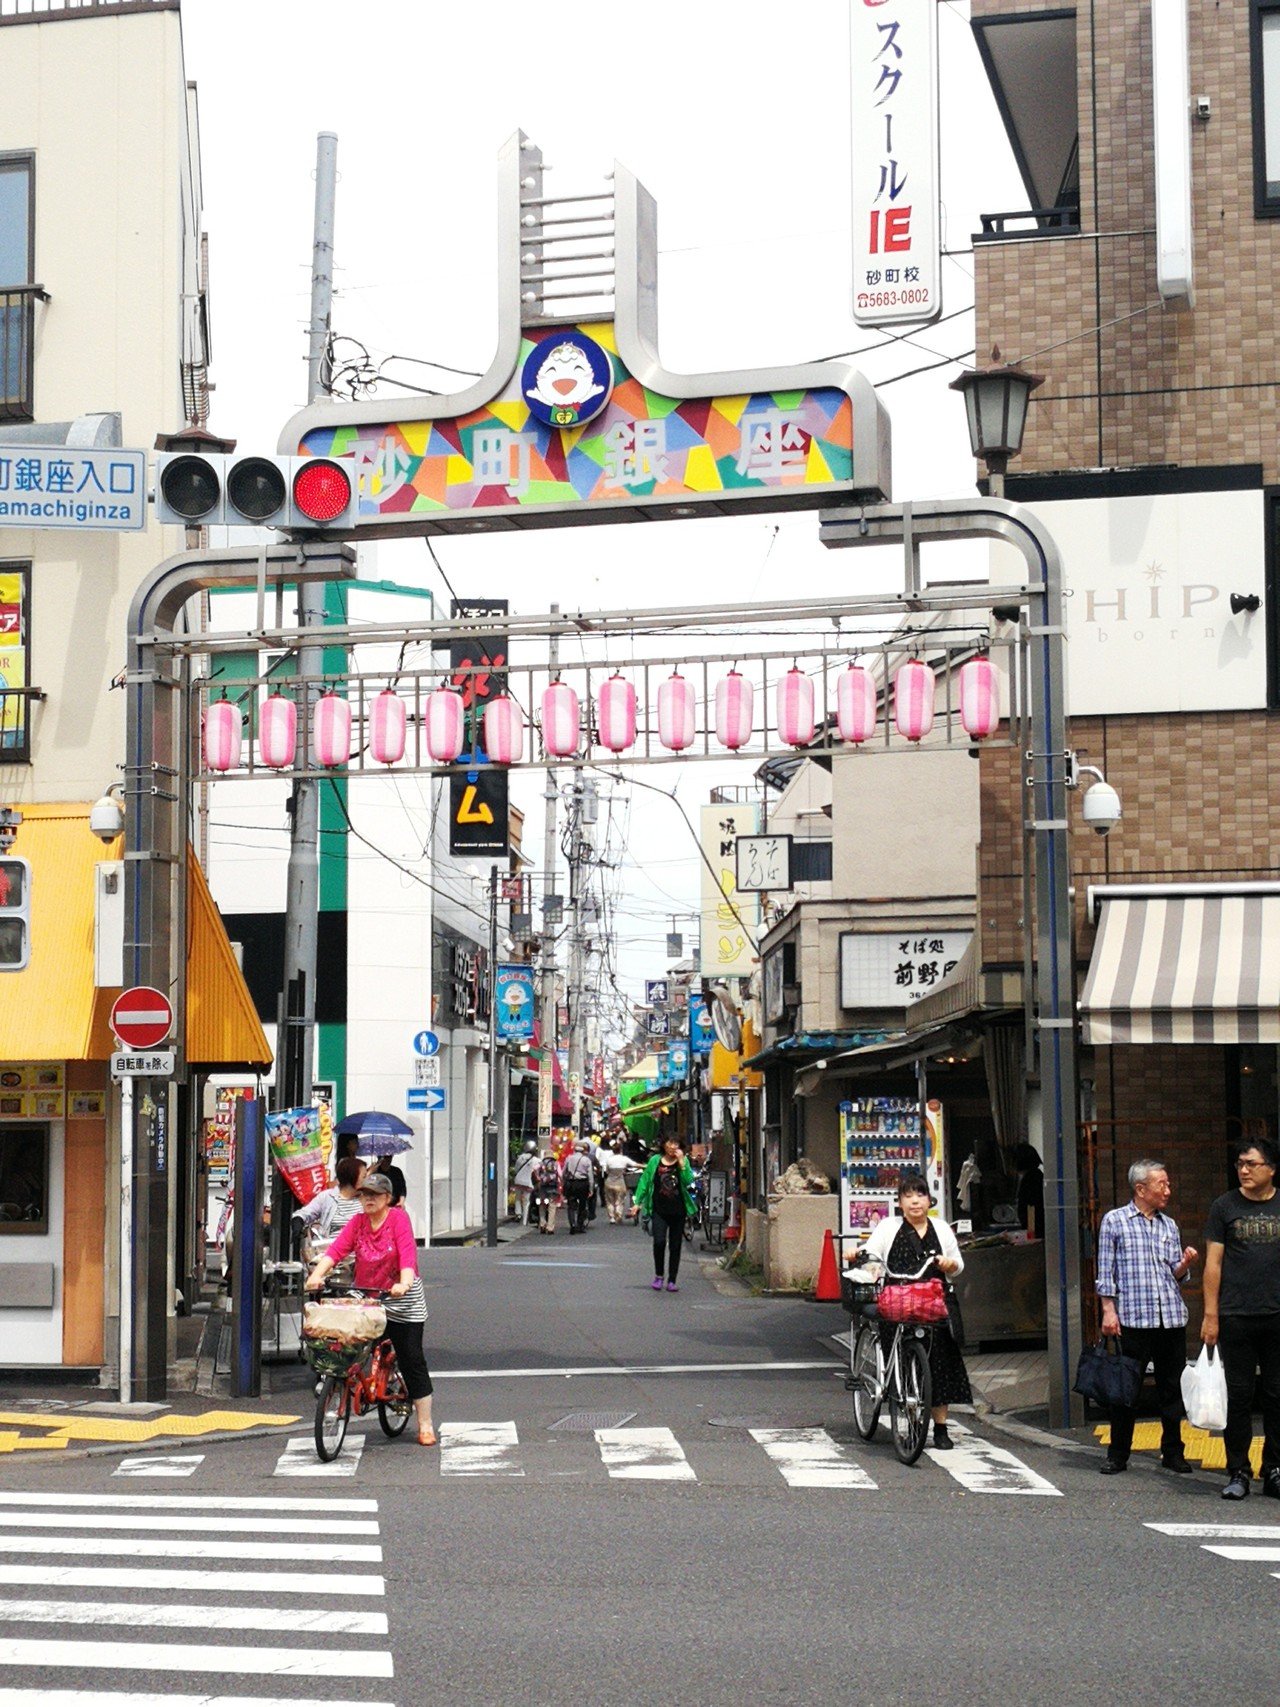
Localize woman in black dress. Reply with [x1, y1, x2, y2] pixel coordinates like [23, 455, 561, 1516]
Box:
[864, 1171, 972, 1449]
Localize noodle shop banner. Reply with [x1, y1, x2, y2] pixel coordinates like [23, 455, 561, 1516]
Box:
[266, 1105, 329, 1206]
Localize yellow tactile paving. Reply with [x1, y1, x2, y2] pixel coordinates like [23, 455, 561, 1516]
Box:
[1094, 1421, 1263, 1474]
[0, 1409, 300, 1454]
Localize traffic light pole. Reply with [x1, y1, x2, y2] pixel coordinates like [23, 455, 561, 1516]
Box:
[125, 542, 356, 1400]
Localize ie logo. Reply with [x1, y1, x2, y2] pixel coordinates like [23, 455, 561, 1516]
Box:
[521, 332, 613, 429]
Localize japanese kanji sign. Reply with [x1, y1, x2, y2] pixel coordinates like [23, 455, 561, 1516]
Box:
[850, 0, 941, 326]
[838, 930, 971, 1008]
[0, 447, 146, 531]
[699, 804, 761, 979]
[448, 597, 508, 857]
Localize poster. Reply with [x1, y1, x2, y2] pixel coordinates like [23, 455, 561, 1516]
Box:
[495, 964, 536, 1041]
[265, 1105, 329, 1207]
[699, 804, 761, 978]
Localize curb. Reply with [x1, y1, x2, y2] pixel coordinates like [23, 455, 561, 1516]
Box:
[0, 1418, 303, 1470]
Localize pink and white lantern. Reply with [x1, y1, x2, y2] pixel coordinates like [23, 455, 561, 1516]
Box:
[484, 695, 524, 765]
[259, 692, 298, 770]
[836, 664, 878, 745]
[894, 659, 936, 743]
[657, 671, 695, 752]
[203, 698, 243, 773]
[776, 667, 815, 748]
[312, 691, 352, 768]
[541, 680, 580, 758]
[958, 656, 1001, 740]
[714, 671, 754, 751]
[596, 674, 636, 752]
[424, 687, 464, 764]
[369, 688, 406, 766]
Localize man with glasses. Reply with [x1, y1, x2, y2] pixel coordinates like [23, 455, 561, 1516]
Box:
[1202, 1139, 1280, 1501]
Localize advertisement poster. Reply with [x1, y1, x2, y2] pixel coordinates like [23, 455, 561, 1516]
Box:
[699, 804, 761, 978]
[265, 1105, 329, 1207]
[495, 964, 536, 1041]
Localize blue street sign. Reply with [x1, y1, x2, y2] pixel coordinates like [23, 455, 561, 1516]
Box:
[408, 1085, 447, 1112]
[688, 994, 714, 1056]
[413, 1030, 440, 1057]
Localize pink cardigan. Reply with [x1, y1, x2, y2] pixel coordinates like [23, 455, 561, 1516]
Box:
[323, 1206, 416, 1291]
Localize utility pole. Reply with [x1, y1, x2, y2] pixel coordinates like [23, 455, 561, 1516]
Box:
[567, 777, 597, 1136]
[484, 864, 500, 1246]
[278, 132, 337, 1120]
[537, 610, 560, 1144]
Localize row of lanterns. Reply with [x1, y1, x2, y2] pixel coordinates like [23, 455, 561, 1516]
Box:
[201, 658, 1002, 773]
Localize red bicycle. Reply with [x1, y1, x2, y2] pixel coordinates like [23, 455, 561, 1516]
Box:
[303, 1287, 412, 1461]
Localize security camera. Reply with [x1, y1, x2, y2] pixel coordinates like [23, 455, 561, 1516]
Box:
[89, 791, 125, 843]
[1195, 95, 1211, 120]
[1081, 780, 1122, 837]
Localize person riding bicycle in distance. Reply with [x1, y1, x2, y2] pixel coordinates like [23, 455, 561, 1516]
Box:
[859, 1171, 972, 1450]
[305, 1172, 436, 1447]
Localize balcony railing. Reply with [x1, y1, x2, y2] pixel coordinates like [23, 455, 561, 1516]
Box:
[974, 206, 1081, 243]
[0, 0, 178, 23]
[0, 287, 46, 422]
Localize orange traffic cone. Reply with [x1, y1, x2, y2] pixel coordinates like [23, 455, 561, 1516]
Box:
[813, 1227, 841, 1302]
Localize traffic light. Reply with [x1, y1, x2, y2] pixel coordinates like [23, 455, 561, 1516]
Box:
[153, 453, 359, 530]
[0, 855, 30, 971]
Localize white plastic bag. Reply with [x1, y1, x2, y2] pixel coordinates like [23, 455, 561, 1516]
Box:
[1180, 1343, 1228, 1432]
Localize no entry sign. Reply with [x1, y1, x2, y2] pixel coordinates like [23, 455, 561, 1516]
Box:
[110, 985, 174, 1049]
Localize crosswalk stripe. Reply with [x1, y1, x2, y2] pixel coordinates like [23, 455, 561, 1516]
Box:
[1146, 1523, 1280, 1539]
[439, 1422, 524, 1477]
[0, 1537, 381, 1562]
[0, 1601, 388, 1636]
[0, 1695, 393, 1707]
[112, 1459, 204, 1479]
[273, 1436, 364, 1478]
[925, 1423, 1061, 1495]
[0, 1565, 385, 1597]
[595, 1426, 696, 1481]
[1202, 1546, 1280, 1561]
[0, 1492, 375, 1512]
[748, 1428, 878, 1489]
[0, 1638, 393, 1678]
[0, 1513, 378, 1536]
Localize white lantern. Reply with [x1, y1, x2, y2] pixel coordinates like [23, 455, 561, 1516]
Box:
[596, 674, 637, 752]
[714, 671, 754, 750]
[836, 665, 877, 745]
[657, 671, 695, 751]
[776, 667, 815, 747]
[369, 689, 406, 765]
[541, 681, 580, 758]
[259, 692, 297, 770]
[312, 691, 352, 768]
[958, 656, 1001, 740]
[484, 695, 524, 764]
[203, 698, 243, 773]
[424, 687, 465, 764]
[894, 659, 936, 743]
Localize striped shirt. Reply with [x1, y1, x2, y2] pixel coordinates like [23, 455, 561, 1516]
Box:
[1095, 1202, 1187, 1329]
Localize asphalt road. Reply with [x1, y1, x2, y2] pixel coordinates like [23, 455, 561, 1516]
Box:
[1, 1221, 1275, 1706]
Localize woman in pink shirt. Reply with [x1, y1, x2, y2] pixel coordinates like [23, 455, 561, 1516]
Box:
[306, 1173, 435, 1446]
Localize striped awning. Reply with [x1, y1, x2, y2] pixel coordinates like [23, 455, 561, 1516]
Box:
[1080, 894, 1280, 1045]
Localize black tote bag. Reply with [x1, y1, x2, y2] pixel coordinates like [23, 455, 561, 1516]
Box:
[1073, 1339, 1144, 1410]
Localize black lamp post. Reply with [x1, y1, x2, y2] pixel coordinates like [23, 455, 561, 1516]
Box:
[949, 353, 1044, 496]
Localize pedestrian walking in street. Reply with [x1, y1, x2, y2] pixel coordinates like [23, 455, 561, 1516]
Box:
[534, 1148, 562, 1235]
[631, 1135, 696, 1290]
[562, 1139, 596, 1235]
[512, 1140, 538, 1224]
[1012, 1142, 1045, 1240]
[371, 1153, 409, 1209]
[1202, 1137, 1280, 1501]
[305, 1172, 436, 1446]
[861, 1171, 972, 1449]
[1094, 1159, 1198, 1477]
[291, 1155, 367, 1265]
[600, 1139, 631, 1223]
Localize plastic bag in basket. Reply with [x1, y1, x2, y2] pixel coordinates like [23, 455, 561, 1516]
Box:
[303, 1297, 387, 1346]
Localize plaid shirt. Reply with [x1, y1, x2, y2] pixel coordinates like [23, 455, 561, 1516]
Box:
[1095, 1201, 1188, 1329]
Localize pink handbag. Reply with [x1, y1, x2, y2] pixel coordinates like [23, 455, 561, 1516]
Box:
[876, 1279, 949, 1324]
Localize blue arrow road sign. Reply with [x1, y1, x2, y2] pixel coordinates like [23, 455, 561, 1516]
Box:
[408, 1086, 447, 1112]
[413, 1030, 440, 1057]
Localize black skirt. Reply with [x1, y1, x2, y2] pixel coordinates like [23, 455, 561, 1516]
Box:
[883, 1219, 972, 1408]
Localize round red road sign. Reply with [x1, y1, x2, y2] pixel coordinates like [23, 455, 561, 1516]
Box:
[110, 985, 173, 1049]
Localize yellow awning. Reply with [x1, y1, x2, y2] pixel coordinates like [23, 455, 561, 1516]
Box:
[0, 803, 270, 1068]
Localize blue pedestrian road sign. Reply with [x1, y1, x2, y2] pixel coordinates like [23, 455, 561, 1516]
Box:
[408, 1086, 447, 1112]
[413, 1030, 440, 1057]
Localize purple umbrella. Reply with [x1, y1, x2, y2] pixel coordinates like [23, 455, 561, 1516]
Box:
[334, 1110, 414, 1156]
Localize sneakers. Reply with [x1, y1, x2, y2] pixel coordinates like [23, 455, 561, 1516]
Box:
[1221, 1472, 1251, 1501]
[666, 1281, 679, 1292]
[651, 1275, 664, 1290]
[1261, 1469, 1280, 1500]
[932, 1425, 953, 1451]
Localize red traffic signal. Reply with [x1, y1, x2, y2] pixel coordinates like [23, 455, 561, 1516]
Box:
[154, 453, 357, 530]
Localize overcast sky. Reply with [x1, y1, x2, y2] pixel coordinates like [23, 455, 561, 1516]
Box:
[180, 0, 1022, 999]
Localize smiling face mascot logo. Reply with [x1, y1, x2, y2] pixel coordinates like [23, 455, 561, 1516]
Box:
[520, 334, 613, 428]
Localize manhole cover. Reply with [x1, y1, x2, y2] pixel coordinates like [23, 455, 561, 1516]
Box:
[706, 1415, 774, 1430]
[549, 1410, 636, 1433]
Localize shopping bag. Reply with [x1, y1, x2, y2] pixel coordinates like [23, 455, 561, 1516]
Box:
[1073, 1339, 1143, 1409]
[877, 1279, 949, 1324]
[1180, 1343, 1228, 1432]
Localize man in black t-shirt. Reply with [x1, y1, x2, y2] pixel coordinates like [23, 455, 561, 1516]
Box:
[1203, 1137, 1280, 1501]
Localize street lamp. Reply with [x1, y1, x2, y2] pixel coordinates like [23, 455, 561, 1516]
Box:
[950, 352, 1044, 496]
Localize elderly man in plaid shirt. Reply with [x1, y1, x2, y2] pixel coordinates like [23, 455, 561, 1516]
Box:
[1095, 1159, 1199, 1477]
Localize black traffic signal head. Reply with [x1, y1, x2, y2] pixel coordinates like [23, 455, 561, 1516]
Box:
[154, 453, 358, 530]
[0, 854, 30, 971]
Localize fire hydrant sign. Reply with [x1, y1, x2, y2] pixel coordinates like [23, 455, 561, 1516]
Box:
[110, 986, 174, 1049]
[850, 0, 941, 326]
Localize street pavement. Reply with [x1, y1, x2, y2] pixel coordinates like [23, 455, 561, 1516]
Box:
[0, 1218, 1275, 1705]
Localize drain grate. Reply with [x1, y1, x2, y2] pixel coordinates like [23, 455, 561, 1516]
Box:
[549, 1410, 637, 1433]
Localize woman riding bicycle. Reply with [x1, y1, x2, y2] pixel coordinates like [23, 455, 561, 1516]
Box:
[860, 1171, 971, 1450]
[305, 1172, 436, 1447]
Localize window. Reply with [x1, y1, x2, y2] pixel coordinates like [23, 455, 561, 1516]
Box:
[972, 11, 1080, 240]
[0, 154, 34, 420]
[791, 840, 833, 883]
[0, 1123, 49, 1236]
[1253, 3, 1280, 213]
[0, 563, 30, 762]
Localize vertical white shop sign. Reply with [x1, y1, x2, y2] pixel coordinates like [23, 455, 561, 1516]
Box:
[699, 805, 761, 979]
[850, 0, 942, 326]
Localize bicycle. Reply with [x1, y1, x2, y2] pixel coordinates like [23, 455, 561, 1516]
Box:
[303, 1286, 412, 1462]
[844, 1258, 939, 1465]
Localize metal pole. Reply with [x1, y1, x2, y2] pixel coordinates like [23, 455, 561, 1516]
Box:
[118, 1075, 133, 1405]
[229, 1094, 263, 1399]
[566, 780, 587, 1135]
[484, 864, 500, 1247]
[537, 612, 560, 1142]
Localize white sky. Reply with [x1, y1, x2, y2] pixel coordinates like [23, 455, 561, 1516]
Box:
[180, 0, 1022, 1004]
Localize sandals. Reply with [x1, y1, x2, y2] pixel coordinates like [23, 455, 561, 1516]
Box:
[417, 1428, 438, 1447]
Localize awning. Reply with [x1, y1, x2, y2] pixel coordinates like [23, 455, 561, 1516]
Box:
[1080, 892, 1280, 1045]
[0, 804, 270, 1067]
[794, 1023, 965, 1097]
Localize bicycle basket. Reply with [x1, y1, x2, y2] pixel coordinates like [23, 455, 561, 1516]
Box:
[876, 1279, 948, 1324]
[302, 1337, 361, 1378]
[839, 1273, 880, 1314]
[303, 1296, 386, 1349]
